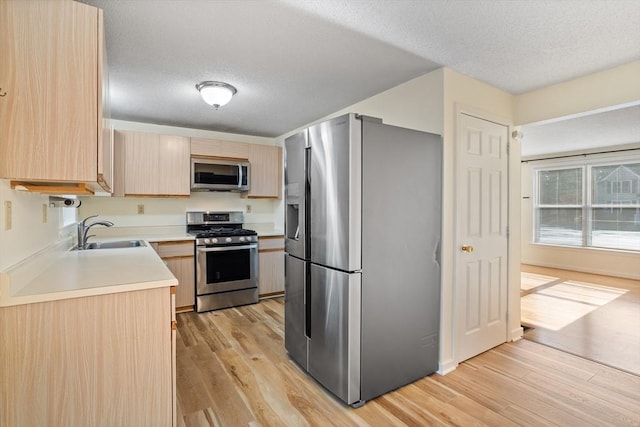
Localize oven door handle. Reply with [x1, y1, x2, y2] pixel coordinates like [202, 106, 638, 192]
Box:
[197, 244, 257, 253]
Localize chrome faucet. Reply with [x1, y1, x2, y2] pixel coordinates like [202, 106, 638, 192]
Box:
[77, 215, 114, 250]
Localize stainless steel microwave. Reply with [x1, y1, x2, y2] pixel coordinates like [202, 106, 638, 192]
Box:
[191, 158, 250, 192]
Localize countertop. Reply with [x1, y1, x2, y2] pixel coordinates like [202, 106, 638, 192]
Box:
[0, 242, 177, 307]
[0, 226, 282, 308]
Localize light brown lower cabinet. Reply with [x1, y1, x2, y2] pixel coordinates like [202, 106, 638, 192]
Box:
[152, 240, 195, 312]
[258, 236, 285, 297]
[0, 286, 176, 427]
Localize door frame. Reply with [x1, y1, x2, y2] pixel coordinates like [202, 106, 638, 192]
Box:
[452, 104, 523, 366]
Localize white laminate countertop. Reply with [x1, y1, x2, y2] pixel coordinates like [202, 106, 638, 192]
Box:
[1, 243, 177, 307]
[0, 227, 283, 308]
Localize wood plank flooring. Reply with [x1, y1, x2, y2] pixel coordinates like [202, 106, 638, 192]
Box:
[521, 264, 640, 376]
[176, 298, 640, 426]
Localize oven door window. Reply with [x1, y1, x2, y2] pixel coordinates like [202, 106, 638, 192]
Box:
[206, 248, 251, 283]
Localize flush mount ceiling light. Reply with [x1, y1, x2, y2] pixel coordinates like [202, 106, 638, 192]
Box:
[196, 81, 237, 109]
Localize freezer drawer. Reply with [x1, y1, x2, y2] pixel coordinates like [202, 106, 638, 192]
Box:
[308, 263, 361, 405]
[284, 254, 307, 369]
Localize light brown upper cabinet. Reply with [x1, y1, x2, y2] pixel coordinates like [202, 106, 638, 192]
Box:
[191, 138, 250, 159]
[191, 138, 282, 199]
[114, 130, 190, 197]
[248, 144, 282, 198]
[0, 0, 112, 195]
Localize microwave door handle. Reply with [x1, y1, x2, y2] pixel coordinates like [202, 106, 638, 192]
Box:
[238, 164, 242, 189]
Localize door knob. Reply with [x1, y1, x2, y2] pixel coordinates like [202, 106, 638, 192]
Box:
[461, 245, 474, 253]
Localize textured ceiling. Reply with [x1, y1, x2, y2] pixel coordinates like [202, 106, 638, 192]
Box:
[82, 0, 640, 140]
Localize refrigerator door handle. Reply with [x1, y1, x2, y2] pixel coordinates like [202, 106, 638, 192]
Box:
[305, 266, 311, 339]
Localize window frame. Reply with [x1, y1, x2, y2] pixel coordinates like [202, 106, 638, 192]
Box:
[532, 156, 640, 252]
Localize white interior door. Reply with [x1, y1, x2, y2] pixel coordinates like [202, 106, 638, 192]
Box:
[456, 112, 509, 363]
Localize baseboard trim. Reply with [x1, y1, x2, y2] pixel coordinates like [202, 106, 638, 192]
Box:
[510, 326, 524, 342]
[521, 259, 640, 280]
[437, 359, 458, 376]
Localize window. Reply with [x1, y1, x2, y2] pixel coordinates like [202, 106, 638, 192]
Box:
[534, 161, 640, 251]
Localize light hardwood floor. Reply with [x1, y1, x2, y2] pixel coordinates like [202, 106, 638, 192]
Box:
[176, 298, 640, 427]
[521, 264, 640, 376]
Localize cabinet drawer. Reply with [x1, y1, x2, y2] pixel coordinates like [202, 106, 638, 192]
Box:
[156, 241, 194, 258]
[258, 236, 284, 251]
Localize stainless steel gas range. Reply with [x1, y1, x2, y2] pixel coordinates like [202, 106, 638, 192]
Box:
[186, 211, 259, 312]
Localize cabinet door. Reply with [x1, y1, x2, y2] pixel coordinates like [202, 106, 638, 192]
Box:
[258, 250, 285, 296]
[191, 137, 250, 159]
[0, 288, 173, 426]
[248, 144, 282, 198]
[258, 236, 284, 296]
[165, 257, 195, 310]
[157, 241, 195, 311]
[170, 287, 177, 427]
[0, 0, 100, 182]
[119, 131, 190, 196]
[97, 21, 113, 193]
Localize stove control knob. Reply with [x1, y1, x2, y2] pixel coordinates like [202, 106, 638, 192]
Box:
[226, 237, 232, 243]
[204, 238, 211, 244]
[211, 238, 218, 244]
[239, 236, 245, 242]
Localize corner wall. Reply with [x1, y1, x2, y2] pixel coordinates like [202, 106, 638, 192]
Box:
[0, 180, 70, 271]
[441, 68, 519, 372]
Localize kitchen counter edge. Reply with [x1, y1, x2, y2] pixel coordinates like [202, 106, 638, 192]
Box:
[0, 241, 178, 308]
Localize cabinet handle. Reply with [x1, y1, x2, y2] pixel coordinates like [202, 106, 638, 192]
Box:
[0, 88, 6, 97]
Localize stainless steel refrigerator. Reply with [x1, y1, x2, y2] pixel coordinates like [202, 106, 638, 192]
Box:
[284, 113, 441, 407]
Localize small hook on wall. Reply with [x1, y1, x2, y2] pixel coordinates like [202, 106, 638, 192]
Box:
[0, 88, 6, 97]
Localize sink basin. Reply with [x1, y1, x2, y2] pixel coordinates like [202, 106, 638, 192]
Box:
[84, 240, 147, 250]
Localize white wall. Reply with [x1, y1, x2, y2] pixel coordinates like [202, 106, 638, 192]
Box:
[0, 180, 75, 271]
[515, 60, 640, 126]
[79, 120, 283, 233]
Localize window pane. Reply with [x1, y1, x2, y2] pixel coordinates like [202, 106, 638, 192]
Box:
[591, 207, 640, 250]
[592, 163, 640, 205]
[537, 208, 582, 246]
[538, 168, 582, 205]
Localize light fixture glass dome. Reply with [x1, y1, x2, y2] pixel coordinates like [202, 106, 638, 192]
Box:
[196, 81, 237, 109]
